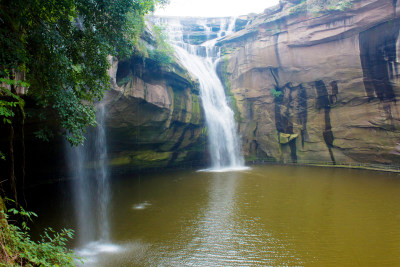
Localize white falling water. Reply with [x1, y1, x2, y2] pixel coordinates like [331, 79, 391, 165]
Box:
[67, 103, 117, 262]
[154, 17, 245, 171]
[68, 144, 95, 245]
[94, 104, 110, 241]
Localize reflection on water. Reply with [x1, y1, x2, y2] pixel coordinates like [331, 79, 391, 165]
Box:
[167, 171, 299, 266]
[29, 166, 400, 266]
[132, 201, 152, 210]
[172, 172, 241, 265]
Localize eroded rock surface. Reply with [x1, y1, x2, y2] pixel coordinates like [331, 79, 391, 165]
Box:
[104, 50, 206, 171]
[102, 0, 400, 169]
[217, 0, 400, 165]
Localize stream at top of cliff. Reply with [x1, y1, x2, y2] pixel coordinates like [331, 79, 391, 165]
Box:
[27, 165, 400, 266]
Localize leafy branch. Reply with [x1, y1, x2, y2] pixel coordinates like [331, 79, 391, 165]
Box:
[0, 77, 26, 125]
[0, 200, 79, 266]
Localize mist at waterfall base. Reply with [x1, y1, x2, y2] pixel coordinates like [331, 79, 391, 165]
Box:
[66, 104, 121, 264]
[155, 17, 248, 172]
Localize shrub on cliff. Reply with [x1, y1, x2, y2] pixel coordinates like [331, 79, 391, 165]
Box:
[148, 24, 175, 66]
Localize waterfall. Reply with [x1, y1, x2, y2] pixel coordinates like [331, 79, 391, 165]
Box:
[94, 104, 110, 241]
[68, 144, 95, 245]
[67, 103, 110, 247]
[154, 17, 245, 171]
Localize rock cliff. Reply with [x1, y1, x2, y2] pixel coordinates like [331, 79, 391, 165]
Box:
[103, 28, 207, 171]
[4, 0, 399, 184]
[102, 17, 242, 171]
[216, 0, 400, 166]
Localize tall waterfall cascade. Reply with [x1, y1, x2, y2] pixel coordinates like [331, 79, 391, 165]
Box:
[94, 104, 110, 242]
[152, 17, 246, 171]
[67, 103, 112, 251]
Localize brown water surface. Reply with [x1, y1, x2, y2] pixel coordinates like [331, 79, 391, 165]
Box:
[31, 165, 400, 266]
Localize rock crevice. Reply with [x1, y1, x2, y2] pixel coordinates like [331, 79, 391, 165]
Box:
[218, 0, 400, 165]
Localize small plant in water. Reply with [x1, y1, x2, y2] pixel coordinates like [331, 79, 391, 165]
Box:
[0, 199, 80, 266]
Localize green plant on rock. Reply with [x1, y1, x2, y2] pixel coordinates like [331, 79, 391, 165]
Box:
[0, 200, 79, 266]
[289, 0, 307, 15]
[116, 75, 133, 87]
[148, 24, 175, 66]
[135, 40, 150, 59]
[219, 55, 242, 122]
[270, 88, 283, 98]
[289, 0, 353, 16]
[326, 0, 353, 11]
[201, 126, 208, 137]
[148, 49, 173, 66]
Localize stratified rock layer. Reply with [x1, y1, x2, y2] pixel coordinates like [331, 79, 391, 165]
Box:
[218, 0, 400, 165]
[104, 52, 207, 171]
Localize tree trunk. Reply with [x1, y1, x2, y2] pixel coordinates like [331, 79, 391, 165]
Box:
[9, 125, 17, 206]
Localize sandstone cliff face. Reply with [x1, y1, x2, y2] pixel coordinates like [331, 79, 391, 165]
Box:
[101, 16, 243, 171]
[103, 41, 207, 171]
[218, 0, 400, 165]
[102, 0, 400, 169]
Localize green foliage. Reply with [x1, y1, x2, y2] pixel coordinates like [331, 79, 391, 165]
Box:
[148, 49, 174, 65]
[116, 75, 133, 87]
[52, 90, 96, 146]
[326, 0, 353, 11]
[289, 0, 307, 15]
[0, 151, 5, 160]
[148, 25, 175, 66]
[0, 77, 25, 124]
[270, 88, 283, 98]
[289, 0, 353, 16]
[0, 202, 79, 266]
[219, 55, 242, 122]
[135, 40, 150, 59]
[201, 126, 208, 137]
[153, 25, 173, 52]
[34, 127, 55, 143]
[221, 47, 238, 56]
[0, 0, 167, 145]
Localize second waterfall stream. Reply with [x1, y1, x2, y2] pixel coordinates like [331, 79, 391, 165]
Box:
[153, 17, 246, 171]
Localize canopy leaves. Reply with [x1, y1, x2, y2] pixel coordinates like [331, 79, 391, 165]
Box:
[0, 0, 167, 145]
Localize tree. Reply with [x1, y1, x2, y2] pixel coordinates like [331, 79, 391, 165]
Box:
[0, 0, 168, 145]
[0, 0, 169, 262]
[0, 0, 169, 206]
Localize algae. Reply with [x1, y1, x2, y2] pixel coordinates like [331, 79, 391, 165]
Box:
[219, 55, 243, 122]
